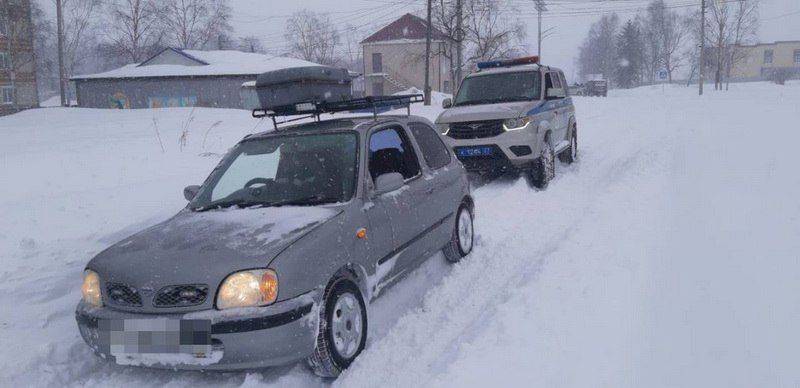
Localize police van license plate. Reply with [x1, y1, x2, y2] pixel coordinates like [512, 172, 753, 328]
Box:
[457, 146, 494, 157]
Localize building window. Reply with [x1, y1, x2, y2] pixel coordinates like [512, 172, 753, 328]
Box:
[1, 86, 14, 105]
[443, 80, 451, 93]
[0, 17, 7, 36]
[372, 53, 382, 73]
[764, 49, 774, 64]
[0, 52, 10, 69]
[795, 49, 800, 64]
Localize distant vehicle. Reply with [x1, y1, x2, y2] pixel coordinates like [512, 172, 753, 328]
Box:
[436, 56, 578, 188]
[569, 83, 586, 96]
[585, 79, 608, 97]
[75, 86, 474, 376]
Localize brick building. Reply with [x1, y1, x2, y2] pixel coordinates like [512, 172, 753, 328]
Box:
[0, 0, 39, 116]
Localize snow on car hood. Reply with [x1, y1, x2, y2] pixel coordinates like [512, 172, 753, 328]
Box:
[88, 206, 340, 299]
[436, 100, 542, 123]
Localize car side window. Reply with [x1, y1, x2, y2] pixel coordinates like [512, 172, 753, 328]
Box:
[409, 123, 451, 170]
[368, 126, 421, 182]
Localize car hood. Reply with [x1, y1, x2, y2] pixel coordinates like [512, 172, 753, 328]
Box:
[436, 100, 542, 123]
[88, 206, 340, 309]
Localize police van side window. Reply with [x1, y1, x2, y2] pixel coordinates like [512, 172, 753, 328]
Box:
[409, 123, 451, 170]
[559, 72, 569, 96]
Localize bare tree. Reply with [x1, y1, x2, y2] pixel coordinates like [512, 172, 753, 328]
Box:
[706, 0, 758, 90]
[56, 0, 102, 79]
[338, 25, 364, 72]
[577, 13, 619, 83]
[105, 0, 164, 63]
[238, 35, 264, 53]
[283, 10, 340, 66]
[161, 0, 232, 49]
[432, 0, 525, 87]
[31, 1, 59, 99]
[661, 10, 691, 82]
[724, 0, 758, 89]
[463, 0, 526, 63]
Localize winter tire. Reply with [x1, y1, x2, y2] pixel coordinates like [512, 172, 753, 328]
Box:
[527, 136, 555, 189]
[443, 203, 474, 263]
[307, 278, 367, 378]
[559, 126, 578, 164]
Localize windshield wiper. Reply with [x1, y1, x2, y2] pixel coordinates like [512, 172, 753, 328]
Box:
[194, 199, 271, 212]
[267, 195, 341, 207]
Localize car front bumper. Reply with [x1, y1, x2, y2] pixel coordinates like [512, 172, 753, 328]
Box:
[75, 290, 320, 371]
[445, 125, 541, 173]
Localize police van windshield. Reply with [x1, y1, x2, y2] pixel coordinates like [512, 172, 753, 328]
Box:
[453, 71, 541, 106]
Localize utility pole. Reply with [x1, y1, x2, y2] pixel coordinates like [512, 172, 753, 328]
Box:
[56, 0, 67, 106]
[455, 0, 463, 89]
[698, 0, 706, 95]
[535, 0, 547, 61]
[424, 0, 432, 105]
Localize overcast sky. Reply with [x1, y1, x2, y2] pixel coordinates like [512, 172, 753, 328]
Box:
[37, 0, 800, 79]
[229, 0, 800, 79]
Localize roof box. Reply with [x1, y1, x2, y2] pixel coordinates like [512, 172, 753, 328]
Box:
[250, 66, 353, 112]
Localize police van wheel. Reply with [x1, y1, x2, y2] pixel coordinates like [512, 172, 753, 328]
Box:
[527, 138, 555, 189]
[559, 127, 577, 164]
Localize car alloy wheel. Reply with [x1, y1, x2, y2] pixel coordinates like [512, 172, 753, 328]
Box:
[457, 208, 474, 255]
[331, 292, 364, 359]
[307, 278, 368, 377]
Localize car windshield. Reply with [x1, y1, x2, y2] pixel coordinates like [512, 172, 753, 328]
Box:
[453, 71, 541, 106]
[191, 132, 358, 211]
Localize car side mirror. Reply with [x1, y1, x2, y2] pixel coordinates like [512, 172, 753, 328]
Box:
[183, 185, 200, 201]
[373, 172, 404, 195]
[546, 88, 565, 100]
[442, 98, 452, 109]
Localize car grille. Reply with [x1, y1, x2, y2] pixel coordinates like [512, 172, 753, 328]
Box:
[106, 283, 143, 307]
[447, 120, 505, 139]
[153, 284, 209, 308]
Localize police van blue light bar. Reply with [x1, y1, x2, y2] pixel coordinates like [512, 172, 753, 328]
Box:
[476, 56, 540, 70]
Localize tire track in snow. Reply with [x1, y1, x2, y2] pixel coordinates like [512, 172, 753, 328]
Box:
[336, 99, 674, 387]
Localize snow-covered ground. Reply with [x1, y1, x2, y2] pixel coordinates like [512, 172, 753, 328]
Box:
[1, 82, 799, 387]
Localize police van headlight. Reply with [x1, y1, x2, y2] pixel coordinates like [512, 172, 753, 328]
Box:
[503, 117, 531, 131]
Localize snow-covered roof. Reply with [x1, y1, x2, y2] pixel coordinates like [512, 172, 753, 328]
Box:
[71, 48, 324, 80]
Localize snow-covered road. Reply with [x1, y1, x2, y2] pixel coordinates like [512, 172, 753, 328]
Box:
[1, 82, 798, 387]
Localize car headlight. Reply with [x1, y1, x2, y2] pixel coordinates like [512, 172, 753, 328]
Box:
[437, 123, 450, 134]
[503, 117, 531, 131]
[81, 270, 103, 307]
[216, 269, 278, 310]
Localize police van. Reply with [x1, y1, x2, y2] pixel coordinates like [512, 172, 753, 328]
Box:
[436, 56, 578, 188]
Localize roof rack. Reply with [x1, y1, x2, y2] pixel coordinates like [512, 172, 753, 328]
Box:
[252, 94, 425, 129]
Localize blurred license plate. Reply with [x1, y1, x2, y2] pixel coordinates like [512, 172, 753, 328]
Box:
[99, 318, 212, 355]
[457, 146, 494, 157]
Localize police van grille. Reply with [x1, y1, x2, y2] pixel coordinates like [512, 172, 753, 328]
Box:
[153, 284, 209, 307]
[106, 283, 143, 307]
[447, 120, 505, 139]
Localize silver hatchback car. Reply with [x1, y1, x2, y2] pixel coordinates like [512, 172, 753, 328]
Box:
[75, 115, 474, 377]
